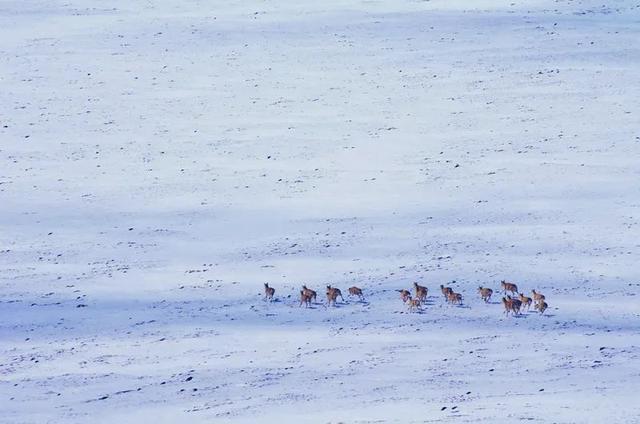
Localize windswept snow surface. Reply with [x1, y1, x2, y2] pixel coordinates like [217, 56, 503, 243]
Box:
[2, 0, 640, 422]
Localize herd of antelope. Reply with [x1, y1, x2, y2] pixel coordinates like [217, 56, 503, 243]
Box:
[263, 279, 549, 317]
[496, 281, 549, 316]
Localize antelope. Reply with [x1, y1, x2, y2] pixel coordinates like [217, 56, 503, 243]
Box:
[326, 289, 339, 306]
[501, 280, 518, 295]
[326, 285, 344, 306]
[263, 283, 275, 301]
[413, 282, 428, 302]
[532, 290, 546, 304]
[440, 284, 453, 299]
[477, 286, 493, 303]
[398, 289, 412, 302]
[518, 293, 533, 311]
[407, 296, 422, 312]
[502, 296, 521, 316]
[326, 285, 344, 301]
[447, 291, 463, 305]
[535, 301, 548, 314]
[299, 290, 312, 307]
[502, 297, 513, 315]
[507, 295, 522, 315]
[302, 285, 317, 303]
[348, 286, 364, 300]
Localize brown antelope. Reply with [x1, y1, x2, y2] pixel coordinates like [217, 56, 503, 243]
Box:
[477, 286, 493, 303]
[501, 297, 513, 315]
[532, 290, 546, 305]
[447, 291, 463, 305]
[518, 293, 533, 311]
[302, 285, 317, 303]
[299, 290, 312, 308]
[348, 286, 364, 300]
[326, 289, 338, 306]
[413, 282, 428, 302]
[398, 289, 411, 302]
[263, 283, 275, 301]
[502, 296, 521, 316]
[440, 284, 453, 299]
[326, 285, 344, 301]
[501, 280, 518, 295]
[407, 296, 422, 312]
[507, 295, 522, 315]
[326, 285, 344, 306]
[535, 300, 548, 314]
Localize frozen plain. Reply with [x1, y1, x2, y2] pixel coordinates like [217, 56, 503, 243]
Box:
[1, 0, 640, 422]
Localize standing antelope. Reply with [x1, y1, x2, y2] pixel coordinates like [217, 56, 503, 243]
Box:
[348, 286, 364, 300]
[407, 296, 422, 312]
[413, 282, 428, 302]
[507, 295, 522, 315]
[440, 284, 453, 299]
[477, 286, 493, 303]
[263, 283, 275, 301]
[501, 280, 518, 295]
[502, 296, 521, 316]
[532, 290, 546, 305]
[299, 290, 312, 308]
[447, 291, 463, 305]
[398, 289, 411, 303]
[502, 297, 513, 316]
[518, 293, 533, 311]
[535, 300, 548, 314]
[302, 285, 317, 303]
[326, 285, 344, 306]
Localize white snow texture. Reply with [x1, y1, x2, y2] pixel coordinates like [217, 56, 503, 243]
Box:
[1, 0, 640, 423]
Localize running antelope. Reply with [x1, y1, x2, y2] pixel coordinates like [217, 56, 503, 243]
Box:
[398, 289, 412, 303]
[302, 285, 317, 303]
[501, 280, 518, 295]
[413, 282, 428, 302]
[477, 286, 493, 303]
[518, 293, 533, 311]
[348, 286, 364, 300]
[263, 283, 275, 301]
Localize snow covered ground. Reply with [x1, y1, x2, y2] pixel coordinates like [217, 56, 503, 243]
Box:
[2, 0, 640, 422]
